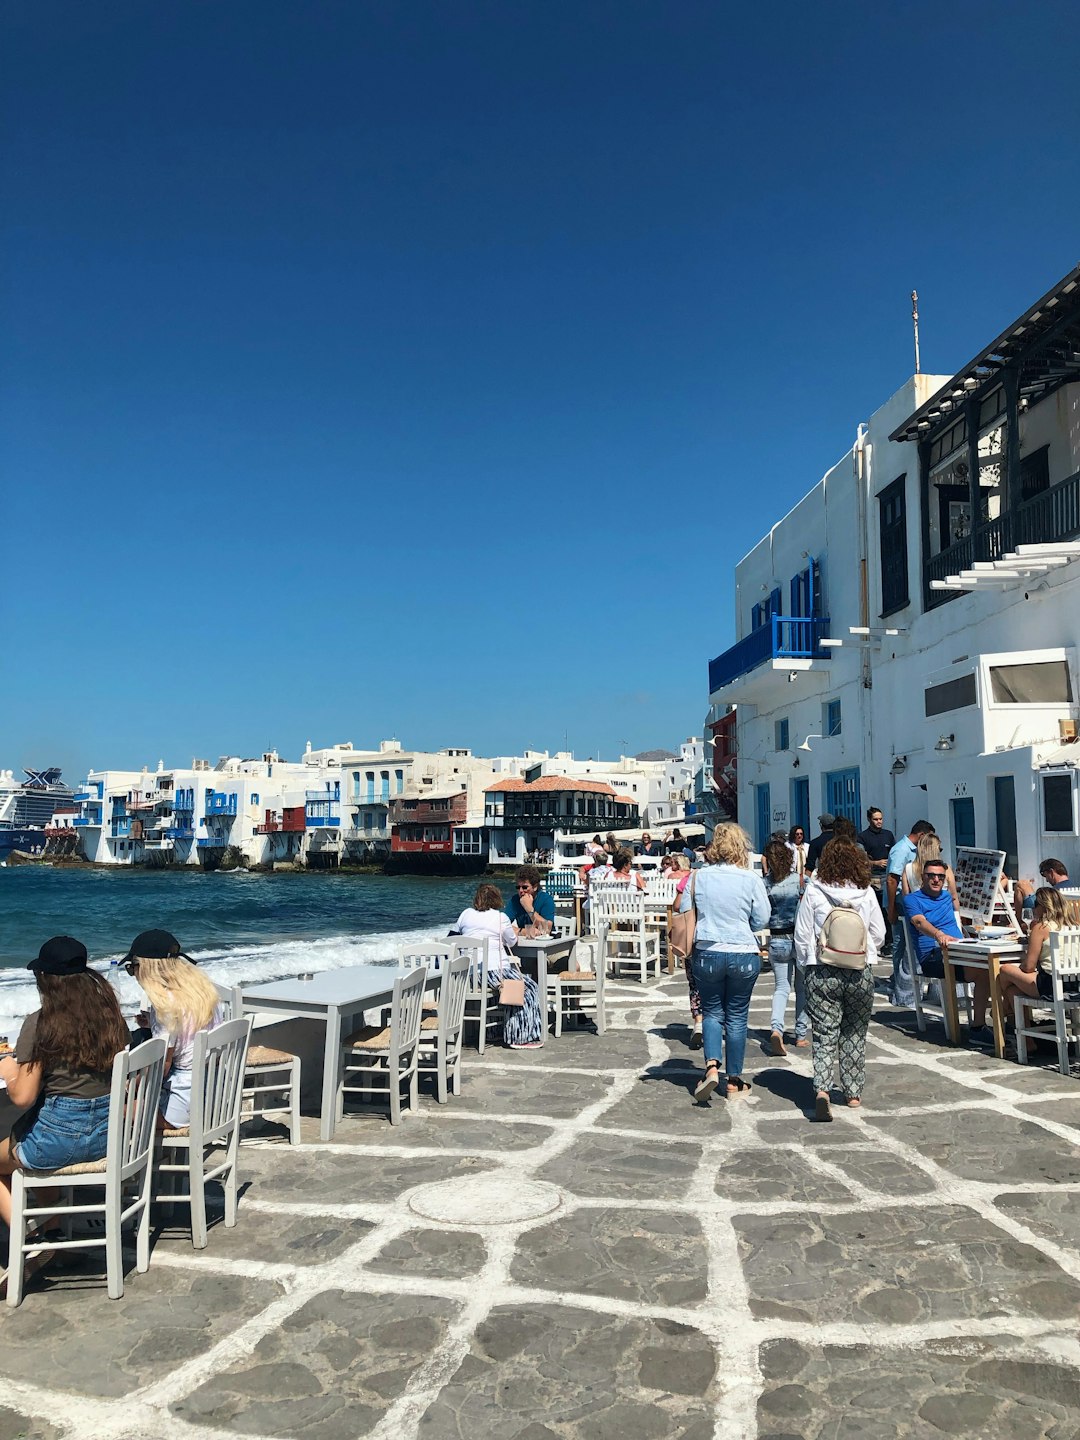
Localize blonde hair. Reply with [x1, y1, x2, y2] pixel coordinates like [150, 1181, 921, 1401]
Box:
[911, 832, 943, 887]
[1034, 887, 1080, 930]
[136, 955, 219, 1036]
[705, 822, 751, 869]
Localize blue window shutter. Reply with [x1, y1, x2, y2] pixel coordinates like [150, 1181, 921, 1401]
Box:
[790, 575, 801, 617]
[752, 603, 762, 631]
[770, 586, 781, 619]
[810, 558, 823, 615]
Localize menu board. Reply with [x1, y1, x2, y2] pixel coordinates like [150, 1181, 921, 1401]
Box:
[953, 846, 1007, 926]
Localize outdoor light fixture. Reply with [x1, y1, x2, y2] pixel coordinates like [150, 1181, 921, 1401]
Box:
[935, 734, 956, 752]
[889, 756, 908, 775]
[798, 735, 824, 752]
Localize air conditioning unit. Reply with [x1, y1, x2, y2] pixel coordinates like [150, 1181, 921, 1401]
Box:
[1060, 719, 1078, 743]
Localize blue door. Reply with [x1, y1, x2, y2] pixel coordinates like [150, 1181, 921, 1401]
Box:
[789, 776, 810, 837]
[824, 768, 861, 824]
[951, 796, 976, 849]
[755, 784, 771, 852]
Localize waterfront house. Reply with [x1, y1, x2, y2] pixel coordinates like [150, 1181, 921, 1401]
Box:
[484, 777, 640, 864]
[706, 264, 1080, 878]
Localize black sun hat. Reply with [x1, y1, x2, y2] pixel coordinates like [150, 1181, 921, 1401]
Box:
[123, 929, 195, 965]
[29, 935, 89, 976]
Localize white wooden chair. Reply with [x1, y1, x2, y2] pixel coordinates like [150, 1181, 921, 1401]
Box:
[7, 1038, 166, 1307]
[552, 919, 608, 1036]
[155, 1016, 253, 1250]
[1015, 927, 1080, 1076]
[217, 983, 301, 1146]
[339, 966, 428, 1125]
[418, 953, 472, 1102]
[459, 938, 501, 1052]
[644, 876, 678, 971]
[594, 890, 660, 984]
[399, 942, 450, 971]
[902, 919, 972, 1038]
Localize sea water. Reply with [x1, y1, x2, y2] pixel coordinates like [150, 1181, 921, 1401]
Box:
[0, 867, 481, 1032]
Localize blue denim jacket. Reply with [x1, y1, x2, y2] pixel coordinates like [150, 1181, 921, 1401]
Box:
[680, 864, 771, 953]
[766, 871, 802, 933]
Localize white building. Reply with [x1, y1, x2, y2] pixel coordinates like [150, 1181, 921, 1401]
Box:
[707, 264, 1080, 879]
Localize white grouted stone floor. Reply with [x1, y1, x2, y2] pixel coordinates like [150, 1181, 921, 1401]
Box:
[2, 968, 1080, 1439]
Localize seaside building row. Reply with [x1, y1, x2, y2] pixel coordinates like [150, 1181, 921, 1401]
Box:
[705, 262, 1080, 880]
[44, 738, 705, 872]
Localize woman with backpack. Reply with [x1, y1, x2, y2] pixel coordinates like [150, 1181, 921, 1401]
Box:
[794, 838, 885, 1121]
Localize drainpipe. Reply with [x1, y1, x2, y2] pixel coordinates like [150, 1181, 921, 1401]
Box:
[853, 424, 874, 782]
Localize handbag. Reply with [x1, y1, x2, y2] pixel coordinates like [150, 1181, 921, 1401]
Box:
[669, 871, 697, 960]
[499, 976, 526, 1006]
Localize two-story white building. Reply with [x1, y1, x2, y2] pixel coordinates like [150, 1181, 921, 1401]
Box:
[707, 264, 1080, 879]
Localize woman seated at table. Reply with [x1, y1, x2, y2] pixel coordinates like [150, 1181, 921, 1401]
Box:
[609, 849, 645, 891]
[454, 884, 545, 1049]
[997, 888, 1080, 1014]
[0, 937, 130, 1250]
[123, 929, 223, 1129]
[504, 865, 555, 938]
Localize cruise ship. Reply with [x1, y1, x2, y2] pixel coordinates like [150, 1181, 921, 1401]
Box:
[0, 768, 75, 861]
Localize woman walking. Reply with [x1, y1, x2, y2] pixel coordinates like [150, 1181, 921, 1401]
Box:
[677, 822, 770, 1101]
[795, 839, 885, 1121]
[763, 839, 808, 1056]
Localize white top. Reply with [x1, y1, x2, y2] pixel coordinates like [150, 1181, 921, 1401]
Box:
[150, 1002, 225, 1072]
[455, 907, 517, 977]
[794, 879, 885, 969]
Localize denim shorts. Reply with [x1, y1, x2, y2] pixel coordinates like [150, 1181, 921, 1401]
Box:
[13, 1093, 111, 1172]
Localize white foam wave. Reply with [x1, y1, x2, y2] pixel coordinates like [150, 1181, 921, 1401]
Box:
[0, 924, 450, 1039]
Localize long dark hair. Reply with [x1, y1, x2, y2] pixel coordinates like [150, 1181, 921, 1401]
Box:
[32, 970, 130, 1075]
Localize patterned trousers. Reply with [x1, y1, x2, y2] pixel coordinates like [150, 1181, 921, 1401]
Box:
[804, 963, 875, 1099]
[683, 956, 702, 1022]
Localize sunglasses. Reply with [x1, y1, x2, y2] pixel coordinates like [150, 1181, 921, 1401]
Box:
[924, 870, 947, 880]
[120, 959, 140, 975]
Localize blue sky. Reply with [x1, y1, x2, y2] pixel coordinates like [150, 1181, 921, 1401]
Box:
[4, 1, 1079, 782]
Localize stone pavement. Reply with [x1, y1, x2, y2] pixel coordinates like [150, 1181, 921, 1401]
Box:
[3, 967, 1080, 1439]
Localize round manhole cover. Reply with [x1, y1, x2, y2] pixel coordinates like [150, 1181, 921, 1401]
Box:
[408, 1175, 563, 1226]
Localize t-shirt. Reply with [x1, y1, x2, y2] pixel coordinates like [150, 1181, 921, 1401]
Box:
[805, 830, 834, 873]
[454, 907, 517, 975]
[150, 1002, 226, 1074]
[902, 889, 962, 958]
[504, 889, 556, 928]
[859, 826, 895, 864]
[887, 836, 917, 879]
[15, 1010, 114, 1099]
[1023, 878, 1069, 913]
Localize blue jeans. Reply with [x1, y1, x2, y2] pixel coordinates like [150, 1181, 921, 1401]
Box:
[690, 946, 761, 1077]
[891, 924, 916, 1007]
[769, 937, 808, 1038]
[12, 1093, 111, 1172]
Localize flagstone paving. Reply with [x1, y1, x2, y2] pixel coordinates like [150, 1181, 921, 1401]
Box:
[1, 968, 1080, 1438]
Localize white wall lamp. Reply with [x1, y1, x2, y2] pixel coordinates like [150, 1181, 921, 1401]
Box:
[935, 734, 955, 752]
[798, 735, 824, 752]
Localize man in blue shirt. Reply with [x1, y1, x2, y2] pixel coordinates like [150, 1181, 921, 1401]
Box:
[1015, 858, 1070, 919]
[886, 820, 935, 1005]
[902, 859, 991, 1046]
[505, 865, 556, 937]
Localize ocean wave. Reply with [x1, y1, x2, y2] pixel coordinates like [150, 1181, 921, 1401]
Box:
[0, 923, 451, 1037]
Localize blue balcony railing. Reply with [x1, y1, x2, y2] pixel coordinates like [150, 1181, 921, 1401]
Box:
[72, 817, 91, 828]
[110, 821, 132, 839]
[166, 826, 194, 840]
[204, 795, 238, 816]
[709, 615, 831, 692]
[306, 815, 341, 828]
[197, 836, 227, 848]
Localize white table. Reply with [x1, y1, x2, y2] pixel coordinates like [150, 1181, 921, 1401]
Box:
[942, 938, 1024, 1058]
[240, 965, 438, 1141]
[510, 936, 577, 1021]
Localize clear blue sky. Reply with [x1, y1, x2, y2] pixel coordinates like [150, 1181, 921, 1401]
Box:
[4, 1, 1079, 782]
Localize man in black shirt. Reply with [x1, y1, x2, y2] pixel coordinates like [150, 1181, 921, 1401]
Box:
[804, 814, 835, 873]
[859, 806, 895, 936]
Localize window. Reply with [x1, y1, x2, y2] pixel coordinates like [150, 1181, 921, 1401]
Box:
[824, 699, 842, 737]
[989, 661, 1073, 705]
[1042, 774, 1075, 834]
[775, 718, 789, 751]
[878, 477, 909, 615]
[251, 793, 259, 806]
[365, 771, 375, 802]
[924, 673, 977, 717]
[395, 768, 404, 794]
[1020, 445, 1050, 503]
[380, 771, 390, 801]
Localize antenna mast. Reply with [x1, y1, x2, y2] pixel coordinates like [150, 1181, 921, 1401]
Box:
[911, 289, 921, 374]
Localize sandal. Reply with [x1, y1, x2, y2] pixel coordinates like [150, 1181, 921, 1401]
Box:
[845, 1097, 862, 1108]
[769, 1031, 787, 1057]
[694, 1064, 720, 1102]
[814, 1092, 833, 1122]
[726, 1076, 750, 1096]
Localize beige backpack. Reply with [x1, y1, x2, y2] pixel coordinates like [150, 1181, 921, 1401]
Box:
[816, 899, 869, 971]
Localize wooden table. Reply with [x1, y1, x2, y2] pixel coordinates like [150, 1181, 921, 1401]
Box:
[940, 938, 1024, 1058]
[240, 964, 439, 1141]
[510, 935, 577, 1021]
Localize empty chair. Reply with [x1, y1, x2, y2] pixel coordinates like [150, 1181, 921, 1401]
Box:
[594, 890, 660, 984]
[644, 875, 679, 972]
[339, 967, 428, 1125]
[7, 1038, 167, 1306]
[216, 983, 301, 1146]
[399, 942, 451, 971]
[1015, 927, 1080, 1076]
[552, 918, 608, 1036]
[418, 953, 472, 1101]
[155, 1016, 253, 1250]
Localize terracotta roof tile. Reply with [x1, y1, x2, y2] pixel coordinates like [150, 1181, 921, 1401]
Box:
[483, 776, 633, 801]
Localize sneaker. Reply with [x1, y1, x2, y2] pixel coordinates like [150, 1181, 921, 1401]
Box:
[689, 1025, 704, 1051]
[694, 1069, 719, 1102]
[769, 1030, 787, 1057]
[967, 1025, 993, 1048]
